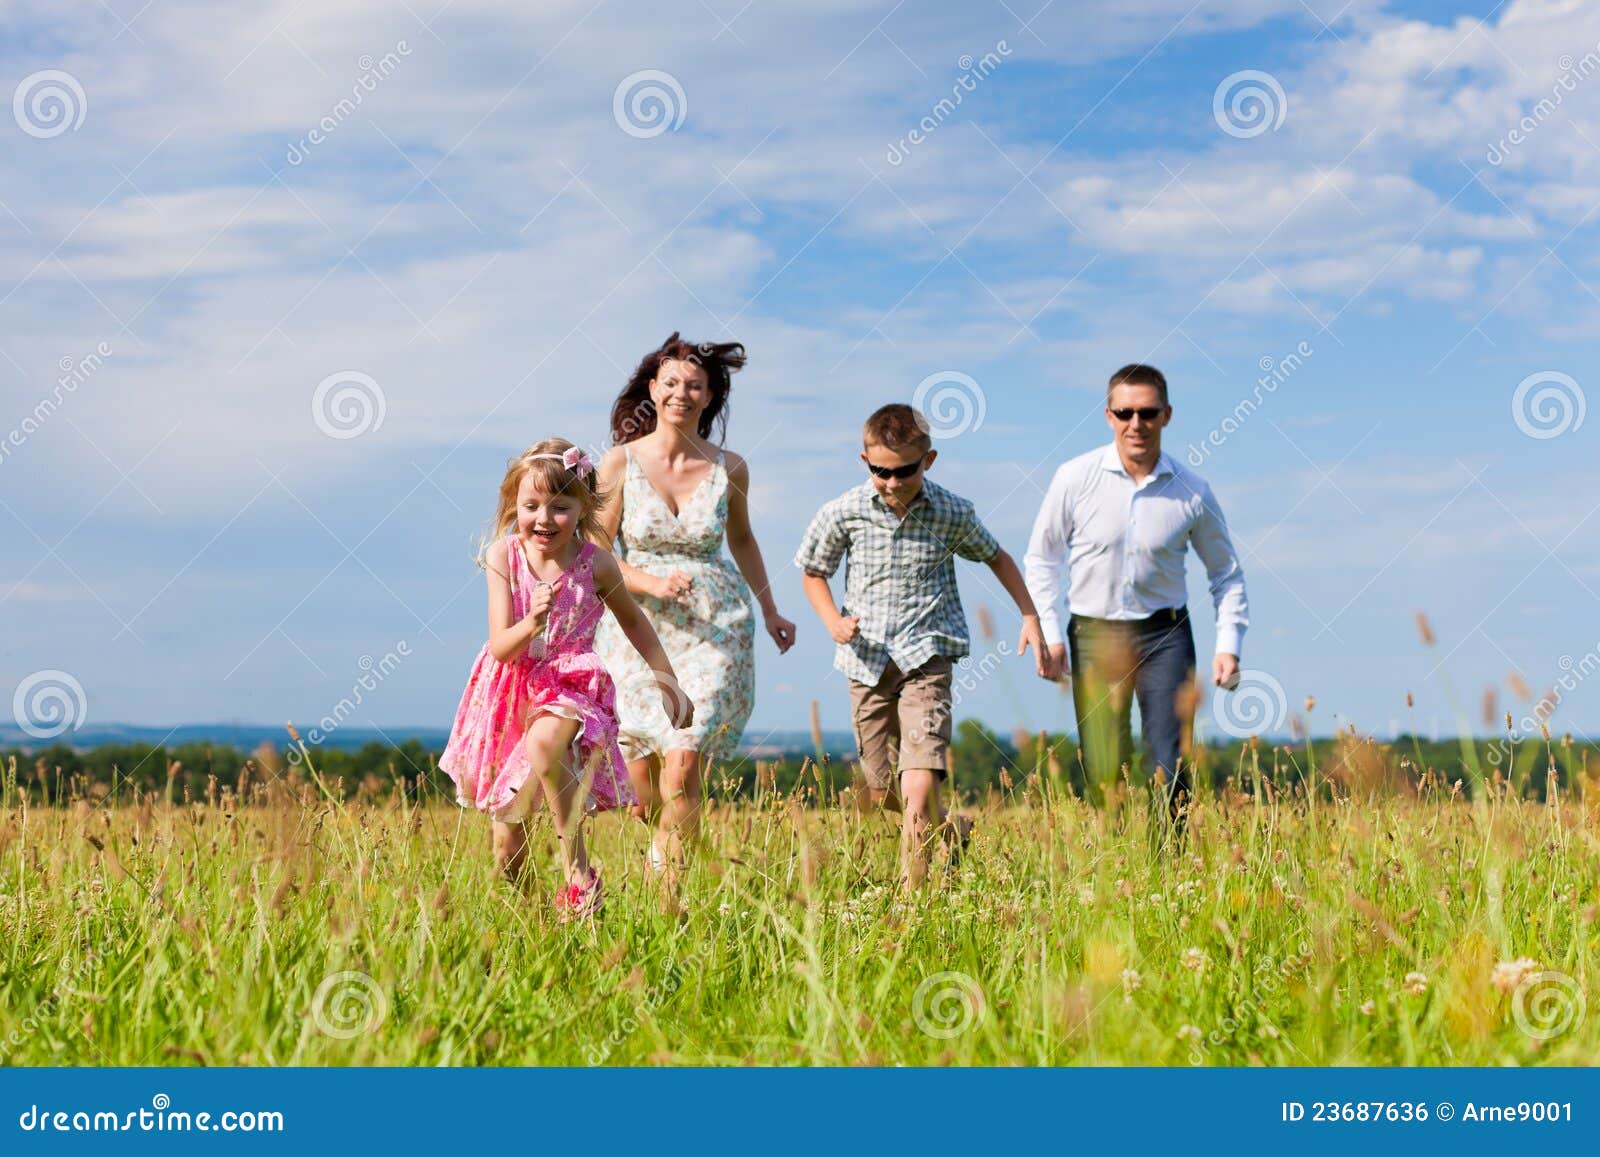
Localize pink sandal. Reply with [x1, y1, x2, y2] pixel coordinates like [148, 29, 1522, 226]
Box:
[556, 867, 604, 922]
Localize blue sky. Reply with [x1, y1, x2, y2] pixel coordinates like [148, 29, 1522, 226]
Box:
[2, 0, 1596, 749]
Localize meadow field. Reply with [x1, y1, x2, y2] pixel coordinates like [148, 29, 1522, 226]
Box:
[1, 732, 1596, 1067]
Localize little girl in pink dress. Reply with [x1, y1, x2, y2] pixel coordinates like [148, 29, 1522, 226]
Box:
[441, 438, 693, 920]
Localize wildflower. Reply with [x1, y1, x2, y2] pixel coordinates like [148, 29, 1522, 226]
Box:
[1492, 958, 1540, 994]
[1359, 999, 1376, 1016]
[1402, 972, 1427, 996]
[1176, 1024, 1202, 1043]
[1121, 968, 1143, 998]
[1181, 947, 1207, 973]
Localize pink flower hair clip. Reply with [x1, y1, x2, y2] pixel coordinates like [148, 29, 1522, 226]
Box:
[526, 446, 595, 478]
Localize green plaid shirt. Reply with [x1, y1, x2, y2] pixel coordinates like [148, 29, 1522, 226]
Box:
[794, 479, 1001, 685]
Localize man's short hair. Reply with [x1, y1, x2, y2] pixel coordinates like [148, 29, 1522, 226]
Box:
[1107, 364, 1169, 406]
[863, 403, 932, 455]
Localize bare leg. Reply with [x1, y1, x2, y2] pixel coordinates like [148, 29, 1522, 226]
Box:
[899, 768, 942, 890]
[491, 820, 528, 885]
[658, 747, 703, 864]
[526, 714, 587, 885]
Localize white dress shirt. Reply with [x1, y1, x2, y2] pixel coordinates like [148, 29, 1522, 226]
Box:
[1024, 443, 1249, 656]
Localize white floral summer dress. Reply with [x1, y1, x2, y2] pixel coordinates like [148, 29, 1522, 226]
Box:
[594, 446, 756, 765]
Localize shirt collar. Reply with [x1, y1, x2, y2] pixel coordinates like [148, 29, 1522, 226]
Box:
[1099, 442, 1174, 481]
[866, 478, 937, 515]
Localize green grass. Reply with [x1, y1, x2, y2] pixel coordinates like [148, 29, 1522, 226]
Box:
[1, 774, 1595, 1065]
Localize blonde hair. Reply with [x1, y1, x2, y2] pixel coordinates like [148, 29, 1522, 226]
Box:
[476, 437, 611, 571]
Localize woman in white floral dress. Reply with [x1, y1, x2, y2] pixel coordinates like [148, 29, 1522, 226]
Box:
[592, 333, 796, 868]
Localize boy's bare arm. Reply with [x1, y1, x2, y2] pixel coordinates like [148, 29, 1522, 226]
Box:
[801, 571, 859, 645]
[986, 549, 1049, 676]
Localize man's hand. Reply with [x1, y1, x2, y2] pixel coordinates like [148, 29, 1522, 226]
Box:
[1212, 651, 1240, 689]
[828, 614, 860, 645]
[1042, 642, 1068, 682]
[1016, 615, 1047, 677]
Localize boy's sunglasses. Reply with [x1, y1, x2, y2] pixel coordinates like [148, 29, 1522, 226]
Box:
[1109, 406, 1166, 422]
[865, 459, 924, 480]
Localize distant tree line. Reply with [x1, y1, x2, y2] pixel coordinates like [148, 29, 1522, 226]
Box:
[2, 720, 1592, 808]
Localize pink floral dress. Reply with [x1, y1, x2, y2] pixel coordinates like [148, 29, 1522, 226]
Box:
[440, 536, 634, 821]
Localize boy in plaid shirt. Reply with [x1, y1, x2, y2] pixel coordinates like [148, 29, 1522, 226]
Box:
[795, 403, 1046, 887]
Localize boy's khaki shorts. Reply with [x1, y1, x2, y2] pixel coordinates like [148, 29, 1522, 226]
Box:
[846, 655, 952, 791]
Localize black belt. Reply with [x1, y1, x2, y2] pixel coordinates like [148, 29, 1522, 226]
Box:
[1070, 605, 1188, 628]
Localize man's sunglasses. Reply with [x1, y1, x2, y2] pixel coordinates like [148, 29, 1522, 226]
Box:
[865, 459, 924, 480]
[1109, 406, 1166, 422]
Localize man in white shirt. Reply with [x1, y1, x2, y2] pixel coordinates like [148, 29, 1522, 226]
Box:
[1023, 364, 1248, 824]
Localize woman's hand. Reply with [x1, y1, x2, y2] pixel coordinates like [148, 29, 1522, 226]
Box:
[662, 687, 695, 730]
[764, 609, 797, 653]
[652, 570, 694, 602]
